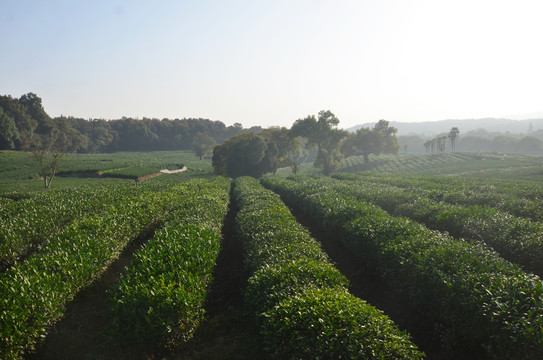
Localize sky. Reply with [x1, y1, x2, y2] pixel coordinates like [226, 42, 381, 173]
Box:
[1, 0, 542, 129]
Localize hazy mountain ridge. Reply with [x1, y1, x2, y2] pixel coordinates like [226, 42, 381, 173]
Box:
[348, 118, 543, 136]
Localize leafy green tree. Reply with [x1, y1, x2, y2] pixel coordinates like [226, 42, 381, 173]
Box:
[284, 136, 305, 174]
[260, 127, 301, 172]
[212, 132, 279, 178]
[192, 132, 216, 160]
[341, 120, 399, 163]
[0, 95, 36, 145]
[374, 119, 400, 155]
[290, 110, 347, 175]
[25, 116, 85, 189]
[0, 107, 21, 150]
[19, 92, 54, 135]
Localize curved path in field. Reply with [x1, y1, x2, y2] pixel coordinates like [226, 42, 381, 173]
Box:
[137, 167, 188, 182]
[160, 166, 187, 174]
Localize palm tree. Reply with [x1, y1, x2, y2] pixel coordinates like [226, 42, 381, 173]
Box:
[448, 127, 460, 152]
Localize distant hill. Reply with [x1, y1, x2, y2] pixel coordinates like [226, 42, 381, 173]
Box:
[348, 118, 543, 136]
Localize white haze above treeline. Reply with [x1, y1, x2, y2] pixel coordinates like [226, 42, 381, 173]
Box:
[351, 118, 543, 137]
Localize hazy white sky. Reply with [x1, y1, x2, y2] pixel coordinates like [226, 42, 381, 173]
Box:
[1, 0, 542, 129]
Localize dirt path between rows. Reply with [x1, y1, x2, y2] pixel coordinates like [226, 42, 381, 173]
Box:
[26, 225, 163, 360]
[284, 205, 477, 360]
[28, 185, 263, 360]
[172, 185, 264, 360]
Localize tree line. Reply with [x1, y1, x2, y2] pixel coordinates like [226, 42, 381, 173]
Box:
[212, 110, 399, 177]
[1, 93, 400, 182]
[0, 93, 253, 153]
[423, 127, 460, 154]
[400, 126, 543, 156]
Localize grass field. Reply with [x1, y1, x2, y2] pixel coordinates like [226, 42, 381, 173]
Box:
[0, 150, 212, 193]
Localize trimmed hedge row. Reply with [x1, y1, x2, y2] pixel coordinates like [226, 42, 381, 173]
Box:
[233, 177, 424, 359]
[108, 177, 230, 348]
[0, 184, 146, 270]
[261, 175, 543, 360]
[335, 172, 543, 221]
[332, 175, 543, 276]
[0, 187, 177, 359]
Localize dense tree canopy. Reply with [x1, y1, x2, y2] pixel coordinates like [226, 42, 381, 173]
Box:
[0, 95, 36, 149]
[290, 110, 347, 175]
[192, 132, 216, 160]
[212, 132, 271, 178]
[0, 107, 21, 150]
[341, 119, 399, 163]
[0, 93, 253, 153]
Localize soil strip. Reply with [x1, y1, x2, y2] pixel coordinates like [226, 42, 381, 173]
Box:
[26, 224, 162, 360]
[171, 184, 264, 360]
[285, 204, 470, 360]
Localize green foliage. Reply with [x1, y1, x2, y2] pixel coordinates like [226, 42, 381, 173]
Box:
[0, 108, 21, 150]
[109, 178, 230, 348]
[233, 177, 423, 358]
[1, 91, 253, 154]
[332, 173, 543, 276]
[341, 119, 399, 163]
[261, 175, 543, 359]
[212, 132, 281, 178]
[0, 150, 212, 191]
[0, 185, 176, 359]
[290, 110, 347, 175]
[0, 183, 149, 270]
[191, 132, 216, 160]
[339, 152, 543, 179]
[262, 287, 423, 360]
[245, 259, 349, 315]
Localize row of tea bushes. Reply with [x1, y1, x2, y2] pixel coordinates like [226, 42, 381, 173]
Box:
[108, 178, 230, 348]
[336, 173, 543, 221]
[0, 183, 163, 271]
[0, 187, 176, 359]
[233, 177, 424, 359]
[261, 175, 543, 360]
[332, 175, 543, 276]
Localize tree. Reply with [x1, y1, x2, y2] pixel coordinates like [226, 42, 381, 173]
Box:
[290, 110, 347, 175]
[212, 132, 279, 178]
[26, 132, 65, 189]
[341, 120, 399, 163]
[373, 119, 400, 155]
[448, 127, 460, 152]
[0, 95, 36, 146]
[517, 136, 542, 156]
[192, 132, 216, 160]
[25, 117, 84, 189]
[284, 136, 305, 174]
[424, 140, 431, 153]
[0, 108, 21, 150]
[19, 92, 54, 135]
[436, 136, 447, 152]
